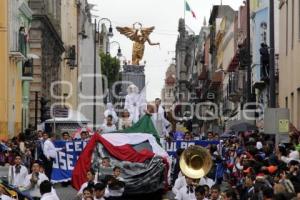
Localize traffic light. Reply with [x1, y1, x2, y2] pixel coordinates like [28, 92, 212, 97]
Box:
[40, 97, 50, 122]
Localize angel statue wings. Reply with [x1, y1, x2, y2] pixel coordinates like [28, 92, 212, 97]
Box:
[116, 23, 160, 65]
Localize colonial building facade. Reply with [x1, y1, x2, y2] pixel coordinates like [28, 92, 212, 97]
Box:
[279, 0, 300, 130]
[28, 0, 64, 125]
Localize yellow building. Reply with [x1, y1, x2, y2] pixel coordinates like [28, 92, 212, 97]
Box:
[278, 0, 300, 129]
[60, 0, 78, 110]
[0, 0, 23, 140]
[0, 0, 9, 139]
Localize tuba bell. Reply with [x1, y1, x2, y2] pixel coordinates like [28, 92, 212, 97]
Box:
[179, 145, 212, 179]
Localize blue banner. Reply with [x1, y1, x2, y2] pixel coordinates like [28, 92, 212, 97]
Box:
[165, 140, 220, 156]
[51, 140, 87, 183]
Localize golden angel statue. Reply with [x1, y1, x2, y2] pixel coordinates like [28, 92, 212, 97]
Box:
[117, 23, 160, 65]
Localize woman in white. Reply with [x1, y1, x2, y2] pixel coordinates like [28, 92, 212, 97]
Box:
[124, 84, 146, 123]
[104, 103, 118, 124]
[118, 109, 133, 130]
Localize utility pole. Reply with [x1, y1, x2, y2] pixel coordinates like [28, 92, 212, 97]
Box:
[269, 0, 276, 108]
[93, 19, 97, 131]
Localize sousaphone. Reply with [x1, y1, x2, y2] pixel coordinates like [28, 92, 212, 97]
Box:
[179, 145, 212, 179]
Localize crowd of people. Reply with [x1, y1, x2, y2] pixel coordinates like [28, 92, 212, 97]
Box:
[2, 96, 300, 200]
[169, 130, 300, 200]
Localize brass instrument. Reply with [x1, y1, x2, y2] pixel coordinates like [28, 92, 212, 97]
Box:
[179, 145, 212, 179]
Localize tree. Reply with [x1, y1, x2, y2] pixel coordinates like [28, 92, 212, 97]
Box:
[100, 52, 121, 100]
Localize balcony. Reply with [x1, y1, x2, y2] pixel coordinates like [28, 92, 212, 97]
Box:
[22, 58, 33, 78]
[228, 72, 242, 102]
[252, 64, 267, 89]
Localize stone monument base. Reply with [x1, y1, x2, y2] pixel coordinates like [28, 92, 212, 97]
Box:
[121, 65, 145, 96]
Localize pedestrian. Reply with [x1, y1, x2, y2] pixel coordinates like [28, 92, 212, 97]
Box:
[104, 175, 125, 200]
[40, 180, 59, 200]
[175, 176, 197, 200]
[62, 132, 71, 141]
[23, 161, 49, 199]
[77, 169, 97, 198]
[80, 130, 89, 142]
[195, 186, 208, 200]
[104, 103, 118, 125]
[42, 132, 61, 179]
[100, 115, 117, 133]
[8, 154, 28, 188]
[82, 187, 94, 200]
[112, 166, 124, 181]
[101, 157, 112, 168]
[210, 184, 221, 200]
[118, 109, 132, 130]
[223, 189, 237, 200]
[94, 183, 106, 200]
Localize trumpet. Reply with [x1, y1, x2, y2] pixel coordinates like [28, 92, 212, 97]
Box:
[179, 145, 212, 179]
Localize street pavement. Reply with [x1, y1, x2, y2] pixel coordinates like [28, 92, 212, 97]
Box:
[0, 166, 176, 200]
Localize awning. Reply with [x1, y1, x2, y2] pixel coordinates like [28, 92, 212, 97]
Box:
[227, 53, 239, 72]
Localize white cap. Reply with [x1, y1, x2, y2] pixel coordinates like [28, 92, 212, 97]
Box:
[256, 141, 263, 150]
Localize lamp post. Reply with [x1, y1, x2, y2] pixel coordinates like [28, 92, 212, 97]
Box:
[106, 41, 122, 103]
[93, 18, 113, 131]
[107, 41, 122, 57]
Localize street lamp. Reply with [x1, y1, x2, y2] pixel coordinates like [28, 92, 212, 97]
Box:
[105, 41, 122, 103]
[108, 41, 122, 58]
[93, 18, 113, 131]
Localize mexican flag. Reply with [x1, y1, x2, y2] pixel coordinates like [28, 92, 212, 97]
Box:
[186, 0, 196, 18]
[71, 115, 169, 195]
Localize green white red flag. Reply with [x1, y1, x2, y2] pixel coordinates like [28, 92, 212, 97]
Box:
[185, 1, 196, 18]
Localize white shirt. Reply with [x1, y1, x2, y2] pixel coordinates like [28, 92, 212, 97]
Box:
[104, 103, 119, 124]
[151, 105, 170, 137]
[41, 192, 60, 200]
[101, 124, 117, 133]
[172, 176, 186, 196]
[77, 180, 97, 195]
[8, 164, 28, 187]
[199, 177, 215, 188]
[43, 139, 59, 159]
[118, 117, 133, 130]
[104, 186, 124, 197]
[175, 186, 196, 200]
[23, 172, 49, 197]
[0, 194, 14, 200]
[124, 92, 145, 123]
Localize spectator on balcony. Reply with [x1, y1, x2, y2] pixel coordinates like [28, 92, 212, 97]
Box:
[260, 43, 269, 80]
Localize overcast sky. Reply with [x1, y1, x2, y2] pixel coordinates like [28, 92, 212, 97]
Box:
[88, 0, 244, 101]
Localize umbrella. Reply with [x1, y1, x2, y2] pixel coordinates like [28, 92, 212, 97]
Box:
[229, 122, 257, 132]
[220, 130, 235, 138]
